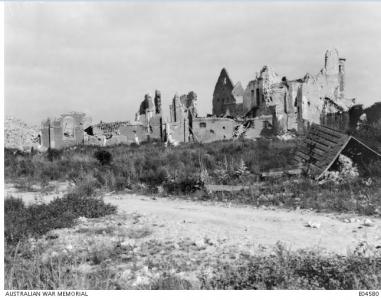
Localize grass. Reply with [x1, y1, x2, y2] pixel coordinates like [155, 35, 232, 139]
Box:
[5, 235, 381, 290]
[199, 243, 381, 290]
[5, 186, 117, 245]
[204, 177, 381, 216]
[4, 131, 381, 289]
[4, 138, 298, 193]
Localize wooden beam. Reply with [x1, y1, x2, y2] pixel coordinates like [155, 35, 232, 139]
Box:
[309, 129, 346, 146]
[310, 124, 346, 139]
[304, 138, 331, 152]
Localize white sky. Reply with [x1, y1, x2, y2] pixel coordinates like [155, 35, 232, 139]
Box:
[5, 1, 381, 126]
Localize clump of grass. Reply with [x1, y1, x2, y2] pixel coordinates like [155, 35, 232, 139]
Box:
[94, 150, 112, 166]
[5, 189, 117, 245]
[4, 139, 298, 194]
[205, 177, 381, 216]
[5, 239, 119, 290]
[199, 243, 381, 290]
[137, 274, 194, 290]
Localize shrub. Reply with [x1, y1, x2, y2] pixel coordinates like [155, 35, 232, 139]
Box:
[199, 243, 381, 290]
[4, 191, 117, 244]
[4, 197, 30, 244]
[47, 148, 62, 161]
[94, 150, 112, 165]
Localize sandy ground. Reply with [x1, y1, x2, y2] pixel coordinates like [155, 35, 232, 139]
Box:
[4, 182, 71, 205]
[104, 193, 381, 255]
[5, 183, 381, 255]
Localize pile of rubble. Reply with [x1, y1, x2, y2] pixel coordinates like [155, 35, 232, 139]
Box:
[5, 116, 40, 151]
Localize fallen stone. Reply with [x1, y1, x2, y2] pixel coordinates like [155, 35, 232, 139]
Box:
[363, 219, 374, 227]
[306, 221, 321, 229]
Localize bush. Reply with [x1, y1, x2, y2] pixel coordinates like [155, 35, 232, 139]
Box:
[47, 148, 62, 161]
[94, 150, 112, 166]
[4, 197, 30, 244]
[199, 243, 381, 290]
[4, 191, 117, 244]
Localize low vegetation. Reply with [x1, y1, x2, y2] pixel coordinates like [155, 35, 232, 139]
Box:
[199, 243, 381, 290]
[5, 138, 297, 193]
[207, 177, 381, 216]
[4, 130, 381, 290]
[5, 188, 116, 245]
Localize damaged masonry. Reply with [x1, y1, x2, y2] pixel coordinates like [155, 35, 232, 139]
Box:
[35, 48, 381, 176]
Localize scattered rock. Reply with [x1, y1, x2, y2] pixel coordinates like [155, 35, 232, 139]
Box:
[46, 233, 59, 240]
[76, 263, 93, 274]
[121, 239, 136, 248]
[306, 221, 321, 229]
[120, 269, 133, 281]
[78, 216, 88, 223]
[363, 219, 374, 227]
[195, 239, 206, 249]
[132, 275, 151, 286]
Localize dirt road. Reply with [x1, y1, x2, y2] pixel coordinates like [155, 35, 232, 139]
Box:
[104, 193, 381, 255]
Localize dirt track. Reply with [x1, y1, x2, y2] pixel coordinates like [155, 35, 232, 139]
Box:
[104, 193, 381, 255]
[5, 182, 381, 255]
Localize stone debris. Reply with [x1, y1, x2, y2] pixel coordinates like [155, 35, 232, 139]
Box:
[363, 219, 374, 227]
[306, 221, 321, 229]
[5, 116, 40, 151]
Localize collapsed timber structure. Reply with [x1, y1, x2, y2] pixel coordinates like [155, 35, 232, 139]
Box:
[294, 124, 381, 179]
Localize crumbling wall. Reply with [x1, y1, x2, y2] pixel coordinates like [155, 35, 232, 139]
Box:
[297, 49, 352, 133]
[41, 112, 87, 149]
[244, 116, 273, 139]
[192, 117, 236, 143]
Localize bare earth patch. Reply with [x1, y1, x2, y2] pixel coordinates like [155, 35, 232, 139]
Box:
[5, 185, 381, 289]
[103, 193, 381, 255]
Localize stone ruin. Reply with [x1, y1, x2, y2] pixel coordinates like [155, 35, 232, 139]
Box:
[29, 48, 381, 151]
[213, 48, 357, 135]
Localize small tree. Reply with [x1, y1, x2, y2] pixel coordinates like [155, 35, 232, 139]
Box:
[94, 149, 112, 166]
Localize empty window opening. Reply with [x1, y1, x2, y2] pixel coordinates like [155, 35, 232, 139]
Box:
[199, 122, 206, 128]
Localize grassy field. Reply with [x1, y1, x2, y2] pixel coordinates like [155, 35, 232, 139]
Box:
[4, 132, 381, 290]
[5, 136, 381, 215]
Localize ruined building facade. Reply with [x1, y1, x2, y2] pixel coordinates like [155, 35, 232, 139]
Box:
[38, 49, 381, 150]
[40, 112, 90, 149]
[212, 68, 244, 117]
[251, 49, 354, 133]
[215, 49, 355, 134]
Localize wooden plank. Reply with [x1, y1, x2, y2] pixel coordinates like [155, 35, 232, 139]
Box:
[307, 132, 340, 148]
[299, 144, 326, 157]
[205, 185, 250, 192]
[297, 148, 326, 161]
[310, 124, 346, 139]
[304, 137, 331, 152]
[309, 129, 345, 146]
[307, 164, 324, 176]
[296, 149, 334, 169]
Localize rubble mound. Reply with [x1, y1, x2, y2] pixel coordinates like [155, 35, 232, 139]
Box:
[5, 116, 40, 151]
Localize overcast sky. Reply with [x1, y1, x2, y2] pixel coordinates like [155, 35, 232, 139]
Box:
[5, 1, 381, 126]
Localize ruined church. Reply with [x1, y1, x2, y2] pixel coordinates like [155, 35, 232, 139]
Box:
[37, 48, 381, 150]
[212, 48, 356, 133]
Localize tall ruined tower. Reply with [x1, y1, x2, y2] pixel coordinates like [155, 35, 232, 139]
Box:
[154, 90, 162, 114]
[338, 58, 345, 98]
